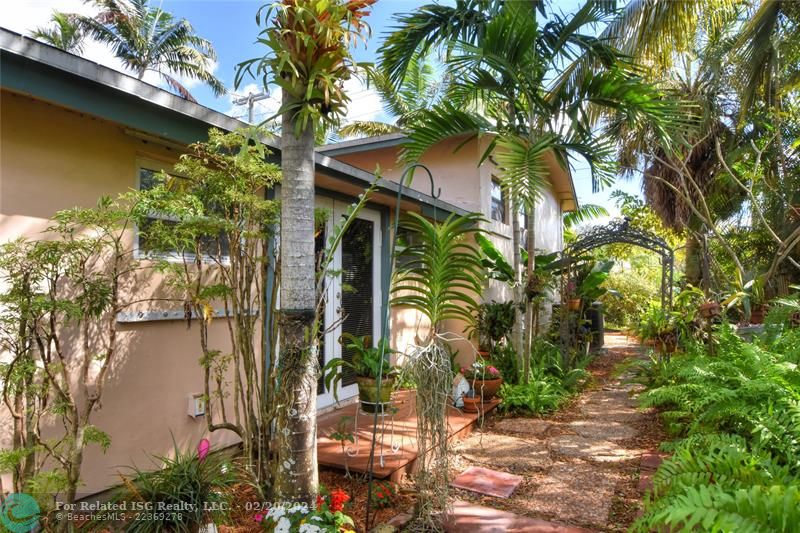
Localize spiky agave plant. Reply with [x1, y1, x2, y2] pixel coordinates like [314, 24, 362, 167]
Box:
[392, 211, 485, 528]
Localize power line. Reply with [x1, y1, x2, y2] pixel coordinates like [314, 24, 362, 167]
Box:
[232, 91, 270, 123]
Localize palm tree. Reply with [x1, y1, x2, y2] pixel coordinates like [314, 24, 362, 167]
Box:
[74, 0, 223, 101]
[30, 12, 85, 54]
[236, 0, 374, 504]
[605, 1, 800, 290]
[338, 52, 449, 138]
[381, 0, 684, 377]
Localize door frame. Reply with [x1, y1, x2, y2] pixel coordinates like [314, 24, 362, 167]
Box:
[316, 199, 383, 409]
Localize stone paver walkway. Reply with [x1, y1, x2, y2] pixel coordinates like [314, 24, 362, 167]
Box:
[449, 333, 652, 532]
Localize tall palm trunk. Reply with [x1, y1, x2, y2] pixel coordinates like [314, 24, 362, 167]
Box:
[276, 92, 319, 504]
[523, 206, 535, 384]
[510, 197, 524, 364]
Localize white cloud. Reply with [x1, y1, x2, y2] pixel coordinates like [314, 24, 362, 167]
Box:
[341, 76, 384, 125]
[1, 1, 216, 96]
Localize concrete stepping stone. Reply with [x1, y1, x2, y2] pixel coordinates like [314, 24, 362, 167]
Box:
[523, 463, 622, 529]
[455, 433, 552, 472]
[493, 417, 553, 438]
[548, 434, 634, 462]
[445, 500, 592, 533]
[451, 466, 523, 498]
[568, 419, 637, 441]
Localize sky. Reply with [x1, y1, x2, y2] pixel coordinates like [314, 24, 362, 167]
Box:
[2, 0, 643, 217]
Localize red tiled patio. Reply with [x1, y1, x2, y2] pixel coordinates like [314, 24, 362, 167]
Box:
[317, 390, 500, 481]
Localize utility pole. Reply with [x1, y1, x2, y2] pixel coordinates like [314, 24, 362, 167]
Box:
[232, 91, 269, 123]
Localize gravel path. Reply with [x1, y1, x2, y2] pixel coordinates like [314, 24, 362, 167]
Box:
[450, 333, 662, 532]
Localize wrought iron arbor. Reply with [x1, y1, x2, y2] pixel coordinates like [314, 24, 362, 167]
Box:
[563, 218, 675, 309]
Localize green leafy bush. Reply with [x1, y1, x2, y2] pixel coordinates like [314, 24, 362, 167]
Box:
[634, 325, 800, 531]
[498, 339, 591, 414]
[600, 270, 659, 329]
[498, 378, 566, 415]
[490, 344, 520, 385]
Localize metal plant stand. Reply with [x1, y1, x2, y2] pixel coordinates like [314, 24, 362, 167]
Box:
[348, 400, 401, 468]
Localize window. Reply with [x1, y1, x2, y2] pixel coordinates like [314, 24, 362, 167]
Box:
[137, 166, 230, 261]
[490, 179, 507, 223]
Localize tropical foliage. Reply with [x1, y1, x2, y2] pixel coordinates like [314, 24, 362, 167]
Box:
[392, 212, 486, 335]
[72, 0, 224, 101]
[131, 128, 282, 491]
[380, 0, 688, 385]
[634, 319, 800, 531]
[30, 12, 85, 53]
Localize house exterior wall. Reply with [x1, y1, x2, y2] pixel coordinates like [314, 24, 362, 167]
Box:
[0, 90, 249, 495]
[328, 136, 566, 367]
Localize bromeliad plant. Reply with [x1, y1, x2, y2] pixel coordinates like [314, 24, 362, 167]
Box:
[111, 439, 238, 532]
[391, 211, 486, 528]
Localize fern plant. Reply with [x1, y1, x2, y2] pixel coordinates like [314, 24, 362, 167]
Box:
[635, 323, 800, 532]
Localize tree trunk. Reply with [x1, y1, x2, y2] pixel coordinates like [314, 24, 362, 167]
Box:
[275, 92, 319, 505]
[510, 197, 524, 365]
[684, 233, 703, 289]
[523, 206, 536, 384]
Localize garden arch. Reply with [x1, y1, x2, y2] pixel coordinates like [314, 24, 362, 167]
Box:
[563, 218, 675, 310]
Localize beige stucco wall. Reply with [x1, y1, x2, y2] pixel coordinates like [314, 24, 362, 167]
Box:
[0, 91, 250, 495]
[330, 136, 566, 366]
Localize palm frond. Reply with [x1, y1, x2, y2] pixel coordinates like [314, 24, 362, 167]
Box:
[563, 204, 609, 229]
[493, 133, 556, 209]
[400, 102, 492, 164]
[392, 212, 486, 328]
[379, 0, 493, 88]
[337, 121, 401, 139]
[30, 11, 85, 54]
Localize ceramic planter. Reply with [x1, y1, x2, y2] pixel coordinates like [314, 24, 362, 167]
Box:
[470, 377, 503, 399]
[356, 376, 394, 413]
[567, 298, 582, 312]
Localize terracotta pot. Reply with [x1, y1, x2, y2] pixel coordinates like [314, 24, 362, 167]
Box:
[357, 376, 394, 413]
[698, 301, 721, 319]
[750, 305, 767, 325]
[567, 298, 582, 312]
[477, 350, 490, 358]
[462, 396, 482, 413]
[471, 377, 503, 399]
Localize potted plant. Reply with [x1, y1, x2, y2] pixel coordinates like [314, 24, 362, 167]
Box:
[566, 280, 581, 311]
[638, 307, 678, 353]
[461, 390, 482, 413]
[723, 272, 767, 324]
[698, 300, 721, 319]
[566, 260, 613, 312]
[462, 360, 503, 399]
[323, 334, 396, 413]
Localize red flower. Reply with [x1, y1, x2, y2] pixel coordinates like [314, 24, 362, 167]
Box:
[252, 512, 264, 523]
[316, 494, 325, 510]
[329, 488, 350, 512]
[377, 492, 384, 499]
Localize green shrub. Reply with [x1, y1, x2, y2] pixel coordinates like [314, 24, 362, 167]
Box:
[601, 269, 658, 329]
[635, 324, 800, 531]
[498, 378, 566, 415]
[490, 344, 520, 385]
[110, 440, 239, 532]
